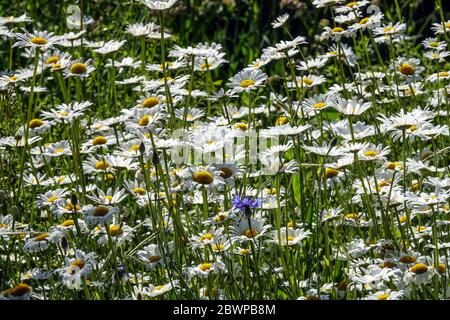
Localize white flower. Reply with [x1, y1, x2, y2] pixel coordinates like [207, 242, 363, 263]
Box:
[137, 0, 178, 11]
[228, 69, 268, 94]
[271, 13, 289, 29]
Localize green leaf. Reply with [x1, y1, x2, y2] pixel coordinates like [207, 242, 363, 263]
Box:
[292, 174, 301, 205]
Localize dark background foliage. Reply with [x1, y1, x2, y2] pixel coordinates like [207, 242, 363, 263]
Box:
[0, 0, 449, 74]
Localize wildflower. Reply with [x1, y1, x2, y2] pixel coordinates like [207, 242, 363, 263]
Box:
[228, 69, 268, 94]
[137, 0, 179, 11]
[13, 29, 60, 50]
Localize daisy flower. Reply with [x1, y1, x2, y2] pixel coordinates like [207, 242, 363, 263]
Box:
[83, 205, 119, 226]
[63, 59, 96, 78]
[271, 13, 289, 29]
[358, 144, 390, 162]
[136, 244, 168, 269]
[137, 0, 179, 11]
[331, 96, 372, 116]
[228, 69, 268, 94]
[56, 250, 97, 290]
[0, 283, 32, 300]
[266, 227, 312, 246]
[93, 40, 127, 55]
[13, 29, 60, 50]
[23, 230, 62, 253]
[86, 187, 128, 205]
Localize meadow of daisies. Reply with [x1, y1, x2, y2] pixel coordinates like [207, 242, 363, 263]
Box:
[1, 0, 450, 301]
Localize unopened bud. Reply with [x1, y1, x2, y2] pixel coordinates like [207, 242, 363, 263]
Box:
[152, 150, 160, 166]
[139, 142, 146, 155]
[61, 236, 68, 250]
[71, 193, 78, 207]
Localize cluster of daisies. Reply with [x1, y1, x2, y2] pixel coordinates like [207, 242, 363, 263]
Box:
[1, 0, 450, 300]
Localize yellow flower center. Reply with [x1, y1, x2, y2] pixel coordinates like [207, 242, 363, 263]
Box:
[325, 167, 339, 179]
[243, 229, 259, 238]
[212, 244, 225, 251]
[399, 63, 415, 76]
[95, 160, 110, 170]
[400, 255, 416, 264]
[200, 233, 214, 242]
[53, 148, 65, 154]
[92, 136, 108, 146]
[199, 263, 213, 271]
[438, 71, 449, 77]
[239, 248, 250, 255]
[30, 37, 48, 45]
[149, 255, 161, 263]
[429, 41, 439, 48]
[109, 225, 122, 236]
[435, 263, 446, 274]
[286, 235, 295, 242]
[346, 1, 358, 7]
[345, 213, 359, 219]
[200, 62, 211, 70]
[29, 118, 44, 129]
[93, 206, 109, 217]
[416, 226, 427, 232]
[70, 63, 87, 74]
[377, 293, 390, 300]
[61, 219, 75, 227]
[153, 285, 166, 292]
[46, 55, 60, 64]
[128, 144, 140, 153]
[275, 116, 289, 125]
[8, 75, 18, 81]
[445, 23, 450, 29]
[160, 61, 173, 69]
[5, 283, 31, 297]
[47, 195, 59, 203]
[138, 115, 151, 126]
[59, 111, 69, 117]
[133, 187, 146, 194]
[142, 97, 160, 108]
[313, 102, 327, 110]
[70, 259, 85, 269]
[103, 195, 113, 202]
[377, 180, 391, 189]
[387, 162, 401, 170]
[302, 77, 314, 85]
[240, 79, 255, 88]
[410, 263, 428, 274]
[363, 150, 378, 157]
[193, 171, 214, 185]
[332, 27, 344, 33]
[359, 17, 369, 25]
[218, 167, 233, 179]
[383, 26, 395, 33]
[35, 233, 50, 241]
[64, 203, 80, 211]
[214, 214, 226, 223]
[234, 123, 248, 131]
[380, 261, 397, 268]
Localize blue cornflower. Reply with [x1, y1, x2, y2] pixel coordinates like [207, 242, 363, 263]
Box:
[232, 195, 261, 216]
